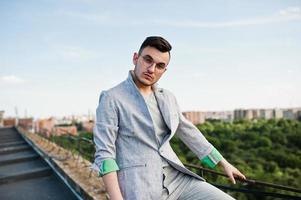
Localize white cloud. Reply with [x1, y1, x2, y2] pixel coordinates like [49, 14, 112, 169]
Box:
[279, 6, 301, 16]
[0, 75, 25, 84]
[153, 6, 301, 28]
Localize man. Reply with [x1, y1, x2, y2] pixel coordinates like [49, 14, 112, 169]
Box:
[93, 36, 246, 200]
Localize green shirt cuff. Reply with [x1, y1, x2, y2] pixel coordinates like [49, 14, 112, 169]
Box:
[99, 159, 119, 177]
[200, 148, 223, 168]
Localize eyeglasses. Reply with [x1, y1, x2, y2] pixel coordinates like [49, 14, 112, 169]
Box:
[141, 55, 167, 71]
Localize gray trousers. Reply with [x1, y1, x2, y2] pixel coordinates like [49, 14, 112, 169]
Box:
[162, 174, 235, 200]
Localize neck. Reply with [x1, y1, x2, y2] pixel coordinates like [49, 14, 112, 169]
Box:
[131, 71, 153, 96]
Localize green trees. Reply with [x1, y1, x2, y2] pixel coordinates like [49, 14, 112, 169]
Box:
[51, 119, 300, 199]
[171, 119, 301, 199]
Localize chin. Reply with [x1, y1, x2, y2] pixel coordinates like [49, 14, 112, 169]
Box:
[143, 81, 154, 86]
[141, 79, 154, 86]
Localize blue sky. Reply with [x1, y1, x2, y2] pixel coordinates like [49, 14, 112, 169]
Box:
[0, 0, 300, 118]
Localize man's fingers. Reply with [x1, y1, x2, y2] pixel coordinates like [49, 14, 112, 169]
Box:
[223, 163, 245, 184]
[228, 173, 236, 184]
[235, 170, 246, 180]
[240, 173, 246, 180]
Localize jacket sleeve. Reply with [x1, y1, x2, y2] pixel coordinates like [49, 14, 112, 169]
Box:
[173, 95, 223, 168]
[93, 91, 120, 177]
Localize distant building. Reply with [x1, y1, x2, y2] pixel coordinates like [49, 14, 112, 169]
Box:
[251, 109, 260, 119]
[292, 108, 301, 120]
[35, 118, 55, 137]
[234, 107, 301, 121]
[234, 109, 246, 120]
[182, 111, 205, 125]
[203, 111, 233, 122]
[35, 117, 78, 137]
[53, 126, 77, 136]
[3, 118, 17, 127]
[297, 110, 301, 120]
[0, 111, 4, 127]
[182, 110, 233, 124]
[263, 109, 274, 119]
[274, 108, 283, 119]
[234, 109, 260, 120]
[283, 109, 295, 120]
[18, 118, 34, 131]
[245, 109, 253, 120]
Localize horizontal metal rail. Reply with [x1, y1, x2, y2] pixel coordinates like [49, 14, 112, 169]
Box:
[40, 132, 301, 199]
[184, 163, 301, 194]
[213, 184, 301, 200]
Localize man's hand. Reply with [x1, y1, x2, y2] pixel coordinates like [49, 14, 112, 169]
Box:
[218, 158, 246, 184]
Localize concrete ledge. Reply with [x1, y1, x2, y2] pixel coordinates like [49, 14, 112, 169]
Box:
[17, 127, 107, 200]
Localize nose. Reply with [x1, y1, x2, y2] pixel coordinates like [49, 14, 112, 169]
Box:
[147, 63, 156, 73]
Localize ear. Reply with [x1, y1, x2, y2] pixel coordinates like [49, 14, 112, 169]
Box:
[133, 52, 138, 66]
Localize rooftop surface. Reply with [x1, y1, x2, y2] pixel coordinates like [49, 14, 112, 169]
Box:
[0, 127, 78, 200]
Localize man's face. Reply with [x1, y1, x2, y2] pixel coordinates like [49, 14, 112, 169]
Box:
[133, 46, 170, 87]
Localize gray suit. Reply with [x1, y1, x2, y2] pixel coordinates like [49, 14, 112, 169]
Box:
[94, 71, 217, 199]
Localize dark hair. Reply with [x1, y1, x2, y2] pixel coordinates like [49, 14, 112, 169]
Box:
[138, 36, 172, 56]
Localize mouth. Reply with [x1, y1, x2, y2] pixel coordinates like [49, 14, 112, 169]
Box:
[143, 73, 154, 81]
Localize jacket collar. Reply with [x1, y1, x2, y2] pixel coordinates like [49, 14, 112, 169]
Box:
[126, 71, 174, 134]
[125, 70, 172, 132]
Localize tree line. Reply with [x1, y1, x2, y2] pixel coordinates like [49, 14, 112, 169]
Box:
[171, 118, 301, 199]
[50, 118, 301, 199]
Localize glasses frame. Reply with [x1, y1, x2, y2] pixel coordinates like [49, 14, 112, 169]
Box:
[140, 54, 167, 71]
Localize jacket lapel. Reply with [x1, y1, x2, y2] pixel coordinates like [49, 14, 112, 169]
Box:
[153, 88, 175, 133]
[126, 70, 177, 142]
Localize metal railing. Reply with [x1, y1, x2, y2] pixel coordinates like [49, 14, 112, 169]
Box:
[184, 163, 301, 199]
[36, 132, 301, 199]
[48, 134, 94, 162]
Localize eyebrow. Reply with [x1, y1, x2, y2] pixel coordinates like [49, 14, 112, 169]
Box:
[143, 54, 167, 66]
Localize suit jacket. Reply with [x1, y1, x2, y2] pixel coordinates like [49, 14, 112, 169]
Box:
[93, 71, 217, 199]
